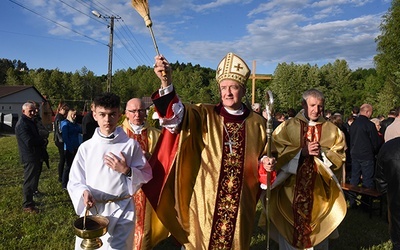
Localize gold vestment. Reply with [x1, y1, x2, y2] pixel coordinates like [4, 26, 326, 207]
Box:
[154, 103, 269, 250]
[271, 112, 347, 248]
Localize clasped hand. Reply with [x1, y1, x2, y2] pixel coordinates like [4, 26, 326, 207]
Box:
[302, 141, 320, 156]
[261, 156, 276, 172]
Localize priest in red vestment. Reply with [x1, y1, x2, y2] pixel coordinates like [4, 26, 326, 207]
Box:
[142, 52, 276, 249]
[120, 98, 168, 250]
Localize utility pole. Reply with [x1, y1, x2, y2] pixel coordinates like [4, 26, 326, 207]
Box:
[107, 16, 114, 93]
[92, 10, 121, 92]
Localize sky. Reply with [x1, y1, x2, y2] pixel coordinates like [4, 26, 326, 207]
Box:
[1, 0, 392, 76]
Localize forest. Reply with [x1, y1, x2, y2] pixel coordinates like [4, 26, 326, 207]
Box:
[1, 0, 400, 119]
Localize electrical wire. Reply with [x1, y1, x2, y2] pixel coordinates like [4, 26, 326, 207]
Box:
[8, 0, 107, 46]
[7, 0, 153, 70]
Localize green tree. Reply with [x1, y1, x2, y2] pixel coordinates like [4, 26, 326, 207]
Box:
[320, 59, 352, 113]
[5, 68, 19, 85]
[374, 0, 400, 114]
[375, 0, 400, 81]
[269, 63, 319, 112]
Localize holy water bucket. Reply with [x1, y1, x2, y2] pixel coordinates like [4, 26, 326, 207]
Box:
[73, 206, 109, 250]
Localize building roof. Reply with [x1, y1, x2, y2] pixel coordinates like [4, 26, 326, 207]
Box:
[0, 85, 41, 99]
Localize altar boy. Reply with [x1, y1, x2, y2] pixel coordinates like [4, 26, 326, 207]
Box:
[67, 92, 152, 249]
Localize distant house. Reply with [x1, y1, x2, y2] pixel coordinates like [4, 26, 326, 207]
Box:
[0, 85, 53, 132]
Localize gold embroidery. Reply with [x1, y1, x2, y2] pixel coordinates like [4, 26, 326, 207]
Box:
[209, 121, 245, 249]
[292, 124, 322, 248]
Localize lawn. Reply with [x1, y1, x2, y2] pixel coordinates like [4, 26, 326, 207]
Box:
[0, 132, 393, 249]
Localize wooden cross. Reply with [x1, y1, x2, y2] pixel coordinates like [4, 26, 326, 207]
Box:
[249, 60, 273, 105]
[225, 139, 236, 154]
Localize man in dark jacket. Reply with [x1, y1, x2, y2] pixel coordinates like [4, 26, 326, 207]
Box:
[81, 101, 98, 142]
[15, 102, 47, 213]
[380, 108, 396, 136]
[349, 103, 381, 207]
[375, 138, 400, 250]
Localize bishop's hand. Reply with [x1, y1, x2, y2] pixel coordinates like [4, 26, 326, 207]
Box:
[153, 55, 172, 88]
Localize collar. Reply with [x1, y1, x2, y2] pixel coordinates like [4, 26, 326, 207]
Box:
[129, 121, 144, 134]
[99, 132, 115, 139]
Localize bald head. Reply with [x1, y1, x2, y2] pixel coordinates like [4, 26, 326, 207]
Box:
[359, 104, 373, 118]
[126, 98, 143, 109]
[125, 98, 146, 125]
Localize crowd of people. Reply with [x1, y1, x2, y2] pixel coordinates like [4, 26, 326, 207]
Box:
[14, 52, 400, 250]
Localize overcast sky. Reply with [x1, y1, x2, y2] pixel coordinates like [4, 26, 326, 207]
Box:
[1, 0, 391, 76]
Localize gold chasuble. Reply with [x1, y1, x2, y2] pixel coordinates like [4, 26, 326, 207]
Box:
[120, 120, 168, 250]
[144, 91, 269, 249]
[271, 111, 347, 248]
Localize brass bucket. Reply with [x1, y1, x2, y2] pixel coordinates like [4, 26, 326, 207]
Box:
[73, 206, 109, 250]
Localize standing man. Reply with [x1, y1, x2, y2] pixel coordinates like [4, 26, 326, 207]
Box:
[271, 89, 347, 249]
[143, 52, 276, 249]
[380, 108, 396, 137]
[15, 102, 47, 213]
[384, 106, 400, 142]
[120, 98, 167, 250]
[349, 103, 381, 201]
[375, 137, 400, 250]
[81, 101, 98, 142]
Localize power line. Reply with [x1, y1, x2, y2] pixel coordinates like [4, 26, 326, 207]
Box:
[8, 0, 153, 71]
[75, 0, 152, 67]
[118, 19, 153, 64]
[58, 0, 105, 25]
[90, 0, 121, 19]
[8, 0, 107, 47]
[114, 20, 151, 65]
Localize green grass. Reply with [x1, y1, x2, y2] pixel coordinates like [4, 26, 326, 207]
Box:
[0, 132, 393, 250]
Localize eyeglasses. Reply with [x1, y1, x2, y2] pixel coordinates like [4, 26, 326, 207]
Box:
[126, 109, 146, 114]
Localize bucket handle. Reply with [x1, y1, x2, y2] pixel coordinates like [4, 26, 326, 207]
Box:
[83, 205, 99, 230]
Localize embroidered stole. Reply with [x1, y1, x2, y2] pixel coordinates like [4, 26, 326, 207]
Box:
[208, 120, 246, 249]
[127, 129, 148, 250]
[292, 122, 322, 248]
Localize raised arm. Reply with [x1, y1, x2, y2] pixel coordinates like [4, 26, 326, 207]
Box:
[153, 55, 172, 88]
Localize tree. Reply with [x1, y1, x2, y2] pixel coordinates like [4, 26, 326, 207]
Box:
[320, 59, 352, 113]
[269, 63, 320, 113]
[375, 0, 400, 83]
[374, 0, 400, 105]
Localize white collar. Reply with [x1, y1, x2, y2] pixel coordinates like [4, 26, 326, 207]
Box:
[129, 121, 144, 134]
[224, 105, 244, 115]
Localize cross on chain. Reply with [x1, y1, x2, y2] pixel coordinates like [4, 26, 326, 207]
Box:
[224, 139, 236, 154]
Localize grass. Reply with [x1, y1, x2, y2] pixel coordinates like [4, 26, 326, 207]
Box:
[0, 132, 393, 250]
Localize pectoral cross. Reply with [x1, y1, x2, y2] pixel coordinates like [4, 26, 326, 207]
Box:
[225, 139, 236, 154]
